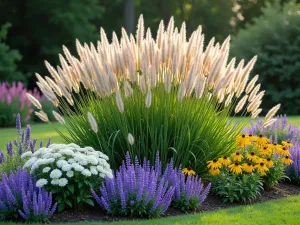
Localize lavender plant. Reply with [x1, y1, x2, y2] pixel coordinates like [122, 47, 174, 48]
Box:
[91, 152, 175, 218]
[0, 168, 57, 222]
[92, 152, 211, 217]
[244, 115, 300, 143]
[286, 143, 300, 184]
[0, 114, 51, 178]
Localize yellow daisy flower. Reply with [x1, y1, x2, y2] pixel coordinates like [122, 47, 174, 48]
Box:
[246, 152, 260, 163]
[228, 162, 243, 174]
[242, 162, 254, 173]
[259, 146, 272, 157]
[255, 162, 269, 176]
[231, 152, 244, 162]
[237, 134, 251, 147]
[263, 158, 274, 168]
[209, 168, 221, 176]
[282, 141, 293, 148]
[248, 134, 258, 142]
[182, 167, 196, 176]
[207, 160, 222, 170]
[280, 147, 291, 157]
[218, 156, 231, 166]
[256, 134, 269, 146]
[269, 143, 282, 154]
[281, 156, 293, 165]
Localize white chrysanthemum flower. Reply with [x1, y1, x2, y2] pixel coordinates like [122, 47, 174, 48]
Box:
[61, 149, 74, 156]
[97, 165, 104, 173]
[105, 171, 114, 179]
[42, 153, 54, 159]
[72, 163, 84, 172]
[53, 153, 62, 158]
[51, 178, 60, 185]
[42, 167, 51, 173]
[67, 143, 80, 148]
[56, 159, 68, 168]
[90, 166, 98, 175]
[21, 151, 33, 159]
[58, 178, 68, 187]
[81, 169, 92, 177]
[86, 156, 98, 165]
[23, 157, 37, 168]
[66, 171, 74, 178]
[68, 158, 76, 164]
[36, 178, 48, 187]
[62, 164, 72, 172]
[50, 169, 62, 179]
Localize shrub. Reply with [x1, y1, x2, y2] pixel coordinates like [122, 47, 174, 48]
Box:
[92, 152, 210, 217]
[208, 134, 293, 202]
[0, 114, 50, 178]
[0, 168, 57, 222]
[0, 82, 43, 127]
[244, 115, 300, 144]
[22, 143, 113, 212]
[31, 15, 279, 175]
[231, 1, 300, 114]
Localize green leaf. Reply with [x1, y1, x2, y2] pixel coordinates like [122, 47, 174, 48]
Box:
[84, 199, 95, 206]
[67, 184, 75, 194]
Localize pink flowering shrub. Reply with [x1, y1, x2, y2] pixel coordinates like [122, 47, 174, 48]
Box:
[0, 82, 42, 126]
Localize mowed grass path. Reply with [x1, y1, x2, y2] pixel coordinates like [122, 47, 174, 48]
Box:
[0, 195, 300, 225]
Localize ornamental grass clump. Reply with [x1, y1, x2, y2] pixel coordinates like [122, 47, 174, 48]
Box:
[21, 143, 113, 212]
[30, 15, 280, 174]
[208, 135, 293, 202]
[0, 168, 57, 222]
[92, 152, 210, 217]
[0, 114, 50, 178]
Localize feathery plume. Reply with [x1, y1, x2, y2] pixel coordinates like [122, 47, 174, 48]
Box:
[262, 118, 277, 128]
[35, 111, 49, 122]
[52, 111, 65, 124]
[245, 74, 259, 94]
[177, 82, 186, 102]
[127, 133, 135, 145]
[87, 112, 98, 133]
[251, 108, 262, 119]
[235, 95, 248, 113]
[116, 90, 125, 113]
[26, 93, 42, 110]
[124, 81, 133, 98]
[265, 104, 281, 121]
[145, 90, 152, 108]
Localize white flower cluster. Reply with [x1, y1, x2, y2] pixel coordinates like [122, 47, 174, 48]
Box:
[22, 143, 113, 188]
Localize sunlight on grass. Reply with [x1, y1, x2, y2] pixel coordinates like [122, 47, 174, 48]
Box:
[0, 123, 64, 149]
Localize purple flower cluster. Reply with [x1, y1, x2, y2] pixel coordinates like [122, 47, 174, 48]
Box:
[243, 115, 300, 143]
[286, 143, 300, 184]
[0, 82, 43, 125]
[92, 152, 210, 217]
[0, 114, 51, 175]
[0, 168, 57, 222]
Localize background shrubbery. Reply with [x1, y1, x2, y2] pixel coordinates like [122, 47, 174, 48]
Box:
[231, 0, 300, 115]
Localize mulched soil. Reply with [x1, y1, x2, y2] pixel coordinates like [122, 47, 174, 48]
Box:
[49, 182, 300, 224]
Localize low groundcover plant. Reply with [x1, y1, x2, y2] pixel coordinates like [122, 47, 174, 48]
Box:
[208, 134, 293, 202]
[0, 168, 57, 222]
[91, 152, 210, 217]
[21, 143, 113, 212]
[29, 14, 281, 175]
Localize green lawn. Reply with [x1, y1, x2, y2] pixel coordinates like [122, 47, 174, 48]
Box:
[0, 195, 299, 225]
[0, 122, 64, 149]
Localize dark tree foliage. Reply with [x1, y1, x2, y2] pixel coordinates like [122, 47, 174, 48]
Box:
[0, 23, 23, 83]
[0, 0, 104, 87]
[232, 0, 300, 115]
